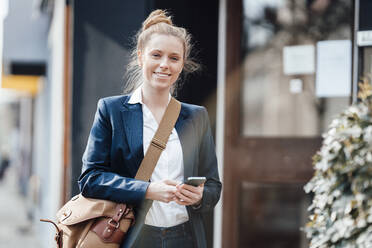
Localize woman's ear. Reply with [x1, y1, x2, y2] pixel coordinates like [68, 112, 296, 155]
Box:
[137, 50, 143, 67]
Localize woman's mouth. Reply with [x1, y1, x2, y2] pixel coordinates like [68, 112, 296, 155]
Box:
[154, 72, 171, 78]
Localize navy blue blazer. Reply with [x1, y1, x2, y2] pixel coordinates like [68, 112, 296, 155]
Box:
[78, 95, 221, 247]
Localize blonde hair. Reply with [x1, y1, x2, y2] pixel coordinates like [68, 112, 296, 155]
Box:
[123, 9, 200, 94]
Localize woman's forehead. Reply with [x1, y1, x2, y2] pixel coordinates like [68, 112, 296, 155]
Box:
[145, 34, 184, 54]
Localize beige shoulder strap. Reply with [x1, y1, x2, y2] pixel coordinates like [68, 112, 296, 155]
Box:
[135, 97, 181, 181]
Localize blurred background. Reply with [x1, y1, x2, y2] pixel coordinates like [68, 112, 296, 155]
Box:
[0, 0, 371, 247]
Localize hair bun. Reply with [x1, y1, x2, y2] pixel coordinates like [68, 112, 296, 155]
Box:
[142, 9, 173, 31]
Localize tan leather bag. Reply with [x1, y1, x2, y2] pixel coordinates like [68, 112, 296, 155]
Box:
[41, 195, 135, 248]
[41, 98, 181, 248]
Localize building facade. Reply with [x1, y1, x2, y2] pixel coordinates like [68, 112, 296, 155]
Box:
[2, 0, 372, 247]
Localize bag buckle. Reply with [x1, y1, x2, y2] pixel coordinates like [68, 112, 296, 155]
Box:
[107, 218, 119, 229]
[151, 138, 166, 150]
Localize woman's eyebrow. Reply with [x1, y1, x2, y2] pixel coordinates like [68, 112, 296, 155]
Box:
[168, 52, 182, 57]
[170, 52, 181, 56]
[150, 49, 181, 56]
[149, 49, 162, 53]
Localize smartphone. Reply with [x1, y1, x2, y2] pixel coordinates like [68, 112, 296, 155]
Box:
[184, 177, 206, 187]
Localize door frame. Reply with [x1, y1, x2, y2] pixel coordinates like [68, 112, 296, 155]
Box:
[222, 0, 322, 246]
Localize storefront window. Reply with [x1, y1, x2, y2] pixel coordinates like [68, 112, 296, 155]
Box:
[362, 47, 372, 76]
[239, 182, 310, 248]
[241, 0, 352, 137]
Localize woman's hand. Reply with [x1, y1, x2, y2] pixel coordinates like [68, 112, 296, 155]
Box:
[145, 180, 178, 203]
[174, 183, 204, 206]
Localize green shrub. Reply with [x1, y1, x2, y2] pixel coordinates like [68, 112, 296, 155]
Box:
[304, 80, 372, 248]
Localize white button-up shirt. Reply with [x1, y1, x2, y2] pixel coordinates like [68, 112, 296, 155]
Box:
[128, 86, 189, 227]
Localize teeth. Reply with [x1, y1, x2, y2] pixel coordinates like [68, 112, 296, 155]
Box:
[155, 72, 170, 77]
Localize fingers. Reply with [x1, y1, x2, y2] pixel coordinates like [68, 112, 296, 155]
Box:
[174, 184, 203, 205]
[147, 180, 203, 205]
[175, 191, 193, 203]
[173, 197, 189, 205]
[146, 181, 177, 202]
[156, 188, 176, 203]
[163, 179, 180, 186]
[164, 184, 177, 193]
[177, 183, 204, 193]
[176, 188, 198, 200]
[162, 192, 176, 203]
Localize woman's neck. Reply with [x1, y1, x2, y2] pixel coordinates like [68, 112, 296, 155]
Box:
[141, 84, 170, 109]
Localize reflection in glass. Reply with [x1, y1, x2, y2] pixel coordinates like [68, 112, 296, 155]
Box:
[241, 0, 352, 137]
[362, 47, 372, 78]
[239, 182, 310, 248]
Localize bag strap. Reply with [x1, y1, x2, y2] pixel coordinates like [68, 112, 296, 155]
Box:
[134, 97, 181, 181]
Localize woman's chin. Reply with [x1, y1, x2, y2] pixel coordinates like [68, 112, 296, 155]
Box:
[150, 80, 174, 90]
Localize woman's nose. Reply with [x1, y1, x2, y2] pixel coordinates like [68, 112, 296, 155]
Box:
[159, 58, 169, 69]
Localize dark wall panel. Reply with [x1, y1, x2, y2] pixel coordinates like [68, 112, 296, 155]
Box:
[71, 0, 148, 195]
[359, 0, 372, 31]
[154, 0, 219, 109]
[153, 2, 219, 247]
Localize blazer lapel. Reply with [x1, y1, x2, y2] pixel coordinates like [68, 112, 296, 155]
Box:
[175, 104, 194, 180]
[121, 102, 144, 161]
[121, 99, 194, 180]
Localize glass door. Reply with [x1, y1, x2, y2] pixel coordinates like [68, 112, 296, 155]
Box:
[223, 0, 353, 247]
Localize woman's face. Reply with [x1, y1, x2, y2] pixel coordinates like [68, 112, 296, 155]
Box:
[139, 34, 184, 92]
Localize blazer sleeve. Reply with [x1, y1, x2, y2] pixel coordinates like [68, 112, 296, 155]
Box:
[191, 107, 222, 213]
[78, 99, 149, 205]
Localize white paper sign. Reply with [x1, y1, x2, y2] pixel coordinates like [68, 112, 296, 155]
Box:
[289, 79, 303, 94]
[316, 40, 351, 97]
[357, 31, 372, 46]
[283, 45, 315, 75]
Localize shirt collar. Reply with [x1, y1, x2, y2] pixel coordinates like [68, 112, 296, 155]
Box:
[128, 85, 143, 104]
[128, 85, 172, 105]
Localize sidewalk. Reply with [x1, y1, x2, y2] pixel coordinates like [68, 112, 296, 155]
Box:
[0, 167, 40, 248]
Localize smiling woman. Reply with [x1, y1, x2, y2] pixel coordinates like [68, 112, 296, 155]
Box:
[139, 34, 184, 96]
[124, 10, 200, 96]
[78, 9, 221, 248]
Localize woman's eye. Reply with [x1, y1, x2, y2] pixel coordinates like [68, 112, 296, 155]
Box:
[171, 57, 179, 61]
[152, 54, 160, 58]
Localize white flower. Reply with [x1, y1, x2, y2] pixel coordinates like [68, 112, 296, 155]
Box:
[357, 218, 367, 228]
[315, 158, 331, 172]
[342, 125, 362, 138]
[364, 125, 372, 145]
[366, 152, 372, 162]
[330, 119, 341, 128]
[355, 193, 365, 203]
[354, 155, 365, 165]
[330, 141, 342, 154]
